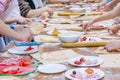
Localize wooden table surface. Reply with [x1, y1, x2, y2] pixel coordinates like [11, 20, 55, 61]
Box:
[1, 2, 120, 80]
[1, 41, 120, 80]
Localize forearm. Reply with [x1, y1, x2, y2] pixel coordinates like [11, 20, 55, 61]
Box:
[4, 17, 17, 24]
[91, 7, 120, 24]
[0, 19, 22, 40]
[26, 8, 48, 18]
[108, 0, 120, 8]
[26, 9, 41, 18]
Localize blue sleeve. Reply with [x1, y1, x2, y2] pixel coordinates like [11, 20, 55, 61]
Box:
[106, 0, 112, 3]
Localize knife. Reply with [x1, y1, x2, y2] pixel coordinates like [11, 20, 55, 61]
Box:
[13, 40, 41, 46]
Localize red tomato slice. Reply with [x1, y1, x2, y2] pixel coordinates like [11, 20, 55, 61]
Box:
[92, 25, 104, 29]
[71, 74, 76, 78]
[74, 60, 82, 65]
[80, 36, 87, 41]
[24, 46, 34, 51]
[19, 58, 30, 67]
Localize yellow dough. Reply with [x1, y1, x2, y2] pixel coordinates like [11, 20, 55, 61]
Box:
[28, 22, 43, 34]
[52, 28, 61, 36]
[57, 12, 80, 16]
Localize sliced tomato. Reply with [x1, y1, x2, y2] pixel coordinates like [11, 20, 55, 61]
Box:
[92, 25, 104, 29]
[19, 58, 30, 67]
[85, 68, 94, 74]
[24, 46, 34, 51]
[80, 36, 87, 41]
[43, 23, 47, 28]
[71, 74, 76, 78]
[8, 69, 18, 74]
[74, 60, 82, 65]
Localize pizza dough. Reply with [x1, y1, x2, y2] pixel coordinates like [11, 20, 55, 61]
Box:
[44, 24, 82, 31]
[28, 22, 43, 34]
[94, 47, 120, 54]
[99, 54, 120, 68]
[0, 76, 20, 80]
[49, 18, 72, 24]
[34, 35, 60, 43]
[31, 49, 80, 64]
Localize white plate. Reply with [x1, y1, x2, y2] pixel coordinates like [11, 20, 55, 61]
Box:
[38, 64, 67, 74]
[69, 8, 86, 12]
[8, 46, 38, 54]
[85, 37, 102, 42]
[65, 68, 105, 80]
[80, 37, 102, 42]
[69, 56, 103, 67]
[47, 30, 69, 35]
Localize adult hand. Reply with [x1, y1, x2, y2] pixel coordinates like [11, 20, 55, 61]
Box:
[105, 40, 120, 52]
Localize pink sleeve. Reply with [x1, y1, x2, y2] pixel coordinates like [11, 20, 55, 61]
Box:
[0, 1, 6, 14]
[0, 0, 11, 14]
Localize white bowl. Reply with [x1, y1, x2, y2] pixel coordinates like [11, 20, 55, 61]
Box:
[69, 8, 86, 12]
[58, 33, 81, 43]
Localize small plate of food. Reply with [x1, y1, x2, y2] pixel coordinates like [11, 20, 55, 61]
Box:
[65, 68, 105, 80]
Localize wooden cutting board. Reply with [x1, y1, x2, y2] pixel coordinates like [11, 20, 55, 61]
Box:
[34, 35, 60, 43]
[99, 54, 120, 68]
[30, 49, 80, 64]
[43, 24, 82, 31]
[0, 76, 20, 80]
[94, 47, 120, 54]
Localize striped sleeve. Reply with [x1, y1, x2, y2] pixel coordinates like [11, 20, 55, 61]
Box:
[18, 0, 31, 17]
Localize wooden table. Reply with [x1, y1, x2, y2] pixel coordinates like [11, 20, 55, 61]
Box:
[1, 41, 120, 80]
[1, 1, 120, 80]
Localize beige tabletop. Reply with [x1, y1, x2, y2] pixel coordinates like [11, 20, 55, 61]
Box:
[1, 1, 120, 80]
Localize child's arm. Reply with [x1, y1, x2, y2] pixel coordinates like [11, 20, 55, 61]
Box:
[104, 0, 120, 11]
[0, 19, 32, 41]
[4, 17, 17, 24]
[83, 5, 120, 30]
[18, 0, 53, 18]
[26, 7, 53, 18]
[4, 17, 31, 24]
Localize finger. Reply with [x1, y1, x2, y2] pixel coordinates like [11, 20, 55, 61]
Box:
[108, 29, 114, 35]
[107, 47, 116, 52]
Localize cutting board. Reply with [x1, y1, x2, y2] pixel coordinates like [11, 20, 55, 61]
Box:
[99, 54, 120, 68]
[30, 49, 80, 64]
[94, 47, 120, 54]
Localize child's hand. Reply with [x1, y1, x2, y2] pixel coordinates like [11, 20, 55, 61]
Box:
[16, 26, 33, 41]
[14, 25, 28, 32]
[82, 22, 93, 32]
[41, 12, 50, 18]
[108, 24, 120, 35]
[16, 17, 32, 24]
[41, 7, 53, 16]
[105, 40, 120, 52]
